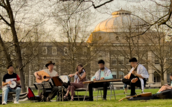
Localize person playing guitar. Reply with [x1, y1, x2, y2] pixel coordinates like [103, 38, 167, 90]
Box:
[34, 61, 58, 101]
[2, 65, 21, 105]
[88, 60, 113, 101]
[64, 64, 86, 101]
[122, 57, 149, 96]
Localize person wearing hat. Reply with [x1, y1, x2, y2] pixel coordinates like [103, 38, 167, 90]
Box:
[2, 65, 21, 105]
[34, 61, 58, 78]
[34, 61, 58, 101]
[122, 57, 149, 96]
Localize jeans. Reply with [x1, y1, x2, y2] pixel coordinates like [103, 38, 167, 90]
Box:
[123, 83, 127, 89]
[2, 86, 21, 102]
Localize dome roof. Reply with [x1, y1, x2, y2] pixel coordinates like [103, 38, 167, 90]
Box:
[94, 9, 147, 32]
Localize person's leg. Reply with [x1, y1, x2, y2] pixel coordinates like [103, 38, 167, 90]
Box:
[130, 77, 141, 96]
[88, 83, 94, 101]
[47, 87, 59, 100]
[123, 84, 127, 94]
[70, 83, 83, 89]
[69, 83, 83, 100]
[122, 74, 137, 85]
[158, 85, 172, 93]
[11, 87, 21, 102]
[103, 82, 110, 100]
[70, 86, 75, 100]
[64, 85, 71, 97]
[122, 78, 131, 85]
[2, 86, 10, 103]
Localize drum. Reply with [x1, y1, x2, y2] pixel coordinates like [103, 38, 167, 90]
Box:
[10, 81, 17, 89]
[59, 75, 70, 83]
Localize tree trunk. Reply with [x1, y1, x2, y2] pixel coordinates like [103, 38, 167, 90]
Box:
[11, 24, 26, 92]
[161, 72, 165, 86]
[6, 0, 26, 92]
[0, 34, 12, 65]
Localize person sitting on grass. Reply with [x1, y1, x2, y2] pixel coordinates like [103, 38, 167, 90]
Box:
[157, 74, 172, 93]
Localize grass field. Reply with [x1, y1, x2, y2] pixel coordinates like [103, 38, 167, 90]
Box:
[1, 88, 172, 107]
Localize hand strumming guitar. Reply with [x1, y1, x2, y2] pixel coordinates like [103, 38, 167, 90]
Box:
[36, 75, 41, 79]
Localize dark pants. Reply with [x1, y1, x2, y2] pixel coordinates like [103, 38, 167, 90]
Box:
[122, 74, 141, 96]
[88, 82, 110, 100]
[47, 87, 59, 100]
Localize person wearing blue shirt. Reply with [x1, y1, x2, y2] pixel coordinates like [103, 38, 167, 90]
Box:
[88, 60, 113, 101]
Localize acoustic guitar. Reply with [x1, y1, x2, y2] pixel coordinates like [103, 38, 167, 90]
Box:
[118, 92, 152, 102]
[36, 70, 50, 83]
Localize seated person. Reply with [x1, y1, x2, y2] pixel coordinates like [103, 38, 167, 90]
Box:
[64, 64, 86, 101]
[122, 58, 149, 96]
[34, 61, 58, 101]
[89, 60, 113, 101]
[157, 74, 172, 93]
[2, 65, 21, 105]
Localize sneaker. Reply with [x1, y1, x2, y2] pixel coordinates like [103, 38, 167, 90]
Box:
[14, 101, 19, 104]
[2, 101, 7, 105]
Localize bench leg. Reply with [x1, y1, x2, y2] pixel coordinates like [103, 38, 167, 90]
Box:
[83, 90, 87, 101]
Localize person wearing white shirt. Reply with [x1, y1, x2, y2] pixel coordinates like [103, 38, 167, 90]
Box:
[34, 61, 58, 101]
[122, 58, 149, 96]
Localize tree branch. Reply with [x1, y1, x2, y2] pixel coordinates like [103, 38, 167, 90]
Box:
[90, 0, 113, 9]
[0, 14, 11, 26]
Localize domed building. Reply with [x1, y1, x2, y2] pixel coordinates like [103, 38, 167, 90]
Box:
[87, 9, 148, 43]
[87, 9, 168, 88]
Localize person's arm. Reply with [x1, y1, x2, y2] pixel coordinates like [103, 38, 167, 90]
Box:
[104, 73, 113, 80]
[77, 72, 86, 81]
[55, 72, 58, 76]
[91, 76, 96, 81]
[34, 71, 41, 79]
[68, 74, 75, 77]
[2, 81, 11, 86]
[135, 73, 144, 78]
[16, 74, 21, 85]
[133, 66, 148, 79]
[2, 75, 11, 86]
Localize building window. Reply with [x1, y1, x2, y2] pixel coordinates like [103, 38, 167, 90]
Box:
[118, 56, 124, 64]
[52, 47, 57, 55]
[154, 59, 159, 64]
[154, 72, 160, 82]
[125, 58, 130, 65]
[64, 47, 68, 55]
[42, 47, 47, 55]
[99, 36, 102, 40]
[33, 48, 38, 55]
[83, 47, 87, 55]
[111, 59, 117, 65]
[111, 70, 117, 79]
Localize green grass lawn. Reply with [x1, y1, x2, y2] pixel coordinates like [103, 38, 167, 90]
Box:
[1, 88, 172, 107]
